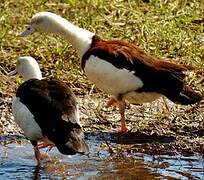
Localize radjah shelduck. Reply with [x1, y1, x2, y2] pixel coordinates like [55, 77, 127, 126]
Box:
[19, 12, 203, 132]
[8, 56, 88, 166]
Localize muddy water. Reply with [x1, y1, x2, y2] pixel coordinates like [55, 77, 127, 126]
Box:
[0, 134, 203, 179]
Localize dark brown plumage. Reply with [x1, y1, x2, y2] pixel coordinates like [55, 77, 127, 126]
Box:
[16, 79, 88, 155]
[10, 56, 89, 166]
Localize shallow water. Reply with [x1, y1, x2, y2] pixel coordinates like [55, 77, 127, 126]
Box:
[0, 134, 203, 179]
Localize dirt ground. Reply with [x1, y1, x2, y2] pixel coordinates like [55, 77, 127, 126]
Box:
[0, 0, 203, 159]
[0, 88, 203, 156]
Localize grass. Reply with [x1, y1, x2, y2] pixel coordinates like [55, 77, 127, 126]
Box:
[0, 0, 203, 95]
[0, 0, 203, 153]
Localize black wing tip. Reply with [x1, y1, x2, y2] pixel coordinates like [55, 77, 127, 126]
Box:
[169, 88, 203, 105]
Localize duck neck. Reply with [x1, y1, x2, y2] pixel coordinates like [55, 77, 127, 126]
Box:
[23, 70, 42, 81]
[51, 18, 94, 57]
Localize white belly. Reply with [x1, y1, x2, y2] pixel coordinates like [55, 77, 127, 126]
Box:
[84, 55, 144, 96]
[84, 56, 162, 103]
[12, 97, 43, 141]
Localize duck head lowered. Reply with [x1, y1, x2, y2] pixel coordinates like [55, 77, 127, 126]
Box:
[8, 56, 42, 81]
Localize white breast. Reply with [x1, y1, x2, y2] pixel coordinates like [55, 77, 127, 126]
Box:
[12, 97, 43, 141]
[84, 55, 144, 96]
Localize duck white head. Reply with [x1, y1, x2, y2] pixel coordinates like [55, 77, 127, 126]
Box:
[8, 56, 42, 81]
[19, 12, 94, 57]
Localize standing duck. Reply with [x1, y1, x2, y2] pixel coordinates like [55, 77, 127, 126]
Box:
[19, 12, 203, 132]
[8, 56, 88, 166]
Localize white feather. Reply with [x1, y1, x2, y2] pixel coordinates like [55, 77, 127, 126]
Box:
[85, 55, 143, 95]
[84, 55, 161, 103]
[17, 56, 42, 81]
[75, 105, 80, 125]
[12, 97, 43, 141]
[61, 105, 81, 126]
[27, 12, 94, 57]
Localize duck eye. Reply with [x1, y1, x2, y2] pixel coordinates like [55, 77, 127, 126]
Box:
[27, 27, 30, 30]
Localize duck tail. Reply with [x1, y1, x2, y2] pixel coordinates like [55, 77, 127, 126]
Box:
[166, 86, 203, 105]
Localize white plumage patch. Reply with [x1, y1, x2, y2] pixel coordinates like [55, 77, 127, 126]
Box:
[75, 105, 80, 125]
[61, 105, 80, 125]
[12, 97, 43, 141]
[84, 55, 144, 96]
[30, 12, 94, 58]
[84, 55, 162, 103]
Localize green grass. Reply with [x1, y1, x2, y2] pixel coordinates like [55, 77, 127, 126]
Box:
[0, 0, 203, 96]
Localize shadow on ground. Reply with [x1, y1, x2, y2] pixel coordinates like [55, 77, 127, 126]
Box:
[86, 131, 176, 144]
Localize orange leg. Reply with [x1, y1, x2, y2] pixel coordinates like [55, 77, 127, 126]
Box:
[106, 98, 118, 108]
[118, 101, 129, 132]
[37, 138, 55, 151]
[110, 100, 129, 132]
[34, 146, 41, 166]
[38, 142, 55, 151]
[31, 141, 41, 166]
